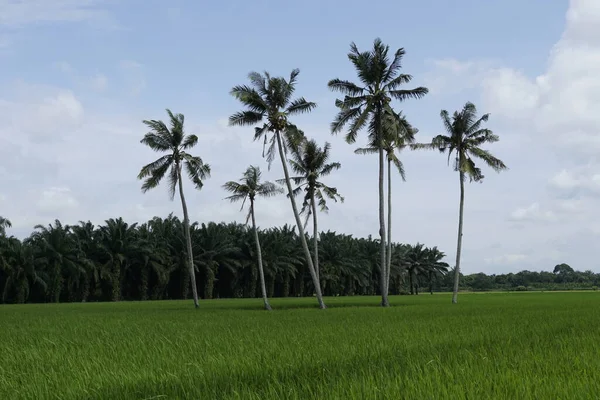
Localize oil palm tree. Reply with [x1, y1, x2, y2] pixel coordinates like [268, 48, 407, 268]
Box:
[424, 246, 449, 294]
[138, 109, 211, 308]
[223, 166, 283, 310]
[284, 138, 343, 284]
[329, 38, 428, 306]
[228, 69, 327, 309]
[0, 217, 11, 237]
[355, 110, 417, 296]
[422, 102, 507, 303]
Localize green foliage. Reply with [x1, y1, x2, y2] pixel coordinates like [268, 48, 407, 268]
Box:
[0, 218, 452, 304]
[138, 109, 211, 199]
[1, 293, 600, 399]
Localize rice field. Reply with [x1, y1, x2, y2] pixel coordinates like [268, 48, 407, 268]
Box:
[1, 292, 600, 399]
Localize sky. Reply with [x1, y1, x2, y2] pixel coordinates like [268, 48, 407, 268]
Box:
[0, 0, 597, 275]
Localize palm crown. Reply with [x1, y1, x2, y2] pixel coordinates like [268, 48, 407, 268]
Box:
[355, 110, 418, 180]
[229, 70, 316, 166]
[138, 109, 211, 198]
[222, 166, 284, 223]
[432, 102, 507, 182]
[284, 139, 344, 220]
[328, 38, 428, 144]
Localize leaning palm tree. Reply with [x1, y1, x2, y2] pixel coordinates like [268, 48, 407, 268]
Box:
[421, 102, 507, 303]
[355, 110, 417, 296]
[284, 138, 343, 284]
[222, 165, 283, 310]
[137, 109, 211, 308]
[329, 38, 428, 306]
[228, 69, 327, 309]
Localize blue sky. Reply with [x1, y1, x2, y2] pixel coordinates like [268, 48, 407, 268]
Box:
[2, 0, 599, 274]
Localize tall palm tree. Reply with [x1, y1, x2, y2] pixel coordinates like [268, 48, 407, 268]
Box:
[223, 165, 283, 310]
[284, 138, 343, 284]
[355, 110, 417, 296]
[329, 38, 428, 306]
[138, 109, 211, 308]
[228, 69, 327, 309]
[422, 102, 507, 303]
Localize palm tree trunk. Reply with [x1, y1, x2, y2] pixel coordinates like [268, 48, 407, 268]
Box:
[409, 270, 414, 295]
[251, 199, 272, 310]
[385, 156, 392, 297]
[378, 147, 389, 307]
[177, 165, 200, 309]
[452, 171, 465, 304]
[429, 271, 434, 295]
[311, 194, 320, 284]
[275, 131, 326, 309]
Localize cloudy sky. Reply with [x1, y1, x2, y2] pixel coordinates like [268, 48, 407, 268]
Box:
[1, 0, 597, 274]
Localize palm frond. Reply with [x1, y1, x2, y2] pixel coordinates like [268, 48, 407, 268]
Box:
[140, 133, 171, 152]
[229, 111, 263, 127]
[181, 134, 198, 150]
[327, 79, 365, 96]
[139, 156, 172, 194]
[183, 154, 211, 190]
[389, 87, 429, 101]
[286, 98, 316, 115]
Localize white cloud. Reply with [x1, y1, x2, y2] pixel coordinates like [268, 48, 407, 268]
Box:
[37, 187, 79, 213]
[509, 203, 557, 223]
[424, 0, 600, 272]
[484, 253, 527, 266]
[0, 0, 111, 27]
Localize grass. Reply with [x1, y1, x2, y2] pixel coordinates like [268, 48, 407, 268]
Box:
[1, 293, 600, 399]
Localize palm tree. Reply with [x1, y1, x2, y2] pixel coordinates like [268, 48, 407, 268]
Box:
[329, 38, 428, 306]
[284, 138, 343, 284]
[424, 246, 449, 294]
[0, 217, 11, 237]
[355, 110, 417, 297]
[421, 102, 507, 303]
[228, 69, 327, 309]
[223, 166, 283, 310]
[138, 109, 211, 308]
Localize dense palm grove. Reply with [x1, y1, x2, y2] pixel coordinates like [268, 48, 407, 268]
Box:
[0, 216, 452, 304]
[0, 218, 596, 304]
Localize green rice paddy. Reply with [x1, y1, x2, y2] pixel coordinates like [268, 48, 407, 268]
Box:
[1, 292, 599, 399]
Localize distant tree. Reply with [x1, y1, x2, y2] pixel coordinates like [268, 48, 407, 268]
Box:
[329, 38, 428, 306]
[223, 165, 283, 310]
[417, 102, 507, 303]
[553, 263, 574, 275]
[228, 70, 326, 309]
[138, 109, 211, 308]
[0, 217, 12, 237]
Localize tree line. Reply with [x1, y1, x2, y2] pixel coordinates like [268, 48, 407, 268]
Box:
[0, 216, 452, 304]
[2, 38, 511, 308]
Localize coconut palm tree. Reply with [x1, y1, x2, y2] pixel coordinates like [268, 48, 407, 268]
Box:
[329, 38, 428, 306]
[223, 165, 283, 310]
[355, 110, 417, 296]
[228, 69, 327, 309]
[422, 102, 507, 303]
[284, 138, 343, 284]
[138, 109, 211, 308]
